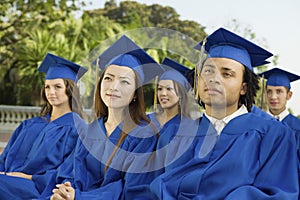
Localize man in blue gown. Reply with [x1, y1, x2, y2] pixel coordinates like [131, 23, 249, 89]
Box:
[259, 67, 300, 199]
[150, 27, 299, 199]
[259, 67, 300, 144]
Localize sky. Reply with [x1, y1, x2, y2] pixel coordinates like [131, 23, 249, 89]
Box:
[82, 0, 300, 115]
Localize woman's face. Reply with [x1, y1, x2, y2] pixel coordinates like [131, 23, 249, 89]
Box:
[157, 80, 179, 110]
[100, 65, 136, 109]
[44, 78, 69, 107]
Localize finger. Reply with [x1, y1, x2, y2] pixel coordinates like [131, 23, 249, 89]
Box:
[52, 188, 59, 194]
[64, 181, 72, 187]
[50, 193, 64, 200]
[58, 185, 71, 199]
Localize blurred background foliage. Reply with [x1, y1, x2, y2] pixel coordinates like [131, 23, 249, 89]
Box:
[0, 0, 279, 113]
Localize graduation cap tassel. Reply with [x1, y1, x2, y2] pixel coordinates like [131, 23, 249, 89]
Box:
[194, 37, 207, 100]
[95, 57, 100, 84]
[153, 75, 158, 112]
[260, 74, 265, 109]
[194, 66, 198, 100]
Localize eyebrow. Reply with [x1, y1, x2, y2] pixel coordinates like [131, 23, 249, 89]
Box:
[203, 64, 215, 68]
[105, 72, 133, 80]
[104, 72, 115, 77]
[45, 82, 64, 87]
[203, 64, 235, 72]
[158, 84, 173, 88]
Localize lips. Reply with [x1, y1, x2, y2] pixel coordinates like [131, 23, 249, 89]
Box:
[47, 97, 57, 101]
[204, 87, 222, 94]
[159, 98, 169, 103]
[107, 93, 121, 98]
[269, 102, 278, 106]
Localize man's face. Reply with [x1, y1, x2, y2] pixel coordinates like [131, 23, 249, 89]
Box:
[198, 57, 247, 116]
[266, 85, 292, 115]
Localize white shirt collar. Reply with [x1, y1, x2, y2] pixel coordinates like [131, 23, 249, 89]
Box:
[205, 105, 248, 134]
[267, 107, 289, 121]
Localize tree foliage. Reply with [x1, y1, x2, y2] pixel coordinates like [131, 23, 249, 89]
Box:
[0, 0, 207, 107]
[1, 0, 277, 114]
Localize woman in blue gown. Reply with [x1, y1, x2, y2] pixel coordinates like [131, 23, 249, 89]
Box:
[150, 27, 299, 199]
[147, 57, 201, 172]
[50, 35, 163, 200]
[0, 53, 88, 199]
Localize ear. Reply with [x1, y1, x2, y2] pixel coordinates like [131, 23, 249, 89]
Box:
[240, 83, 247, 95]
[287, 91, 293, 100]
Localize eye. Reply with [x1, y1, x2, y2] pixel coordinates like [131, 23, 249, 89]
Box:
[45, 85, 50, 89]
[201, 67, 214, 75]
[167, 86, 174, 91]
[157, 87, 163, 91]
[121, 80, 130, 85]
[223, 72, 232, 77]
[103, 76, 112, 81]
[276, 90, 284, 94]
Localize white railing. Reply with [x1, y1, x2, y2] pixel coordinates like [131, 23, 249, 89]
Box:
[0, 105, 41, 132]
[0, 105, 93, 150]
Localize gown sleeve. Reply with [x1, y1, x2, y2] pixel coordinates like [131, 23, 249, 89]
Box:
[0, 121, 26, 171]
[224, 123, 298, 199]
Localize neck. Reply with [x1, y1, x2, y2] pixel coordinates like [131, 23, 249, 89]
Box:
[158, 104, 179, 125]
[205, 104, 238, 120]
[106, 108, 126, 125]
[105, 108, 126, 137]
[51, 105, 71, 121]
[269, 106, 286, 116]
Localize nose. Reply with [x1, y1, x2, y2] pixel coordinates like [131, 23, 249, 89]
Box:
[109, 80, 119, 91]
[205, 72, 221, 84]
[48, 87, 56, 95]
[270, 92, 277, 99]
[158, 87, 168, 96]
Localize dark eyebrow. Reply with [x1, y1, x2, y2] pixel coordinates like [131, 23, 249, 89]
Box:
[119, 76, 132, 80]
[203, 63, 215, 68]
[221, 67, 232, 71]
[105, 72, 133, 80]
[104, 72, 115, 77]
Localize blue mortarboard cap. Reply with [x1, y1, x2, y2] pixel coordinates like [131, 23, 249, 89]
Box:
[194, 28, 273, 71]
[94, 35, 164, 84]
[258, 67, 300, 89]
[160, 58, 191, 91]
[161, 57, 191, 75]
[38, 53, 87, 82]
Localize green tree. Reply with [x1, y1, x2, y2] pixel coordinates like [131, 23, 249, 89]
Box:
[0, 0, 85, 105]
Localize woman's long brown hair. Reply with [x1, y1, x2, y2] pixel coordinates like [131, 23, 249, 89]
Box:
[40, 79, 85, 118]
[94, 67, 158, 172]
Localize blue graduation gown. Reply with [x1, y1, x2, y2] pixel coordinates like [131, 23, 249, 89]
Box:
[141, 113, 199, 199]
[154, 115, 200, 171]
[150, 113, 299, 200]
[282, 113, 300, 147]
[55, 117, 158, 200]
[147, 112, 162, 131]
[0, 112, 85, 199]
[251, 105, 274, 120]
[282, 113, 300, 199]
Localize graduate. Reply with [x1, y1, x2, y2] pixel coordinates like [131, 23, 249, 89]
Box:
[259, 68, 300, 190]
[148, 57, 198, 129]
[259, 67, 300, 128]
[50, 35, 164, 200]
[0, 53, 88, 199]
[147, 58, 200, 171]
[150, 27, 299, 199]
